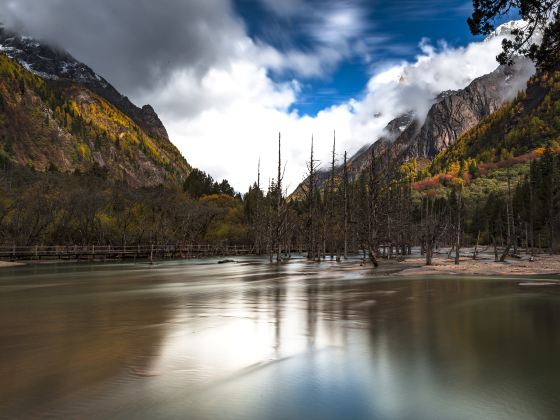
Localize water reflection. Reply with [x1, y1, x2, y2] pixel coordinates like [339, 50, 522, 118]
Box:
[1, 259, 560, 419]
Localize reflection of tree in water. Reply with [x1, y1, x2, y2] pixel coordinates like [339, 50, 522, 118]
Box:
[268, 277, 286, 355]
[243, 286, 262, 318]
[363, 279, 560, 417]
[305, 280, 319, 347]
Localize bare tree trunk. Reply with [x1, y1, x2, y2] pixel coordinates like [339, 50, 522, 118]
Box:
[368, 246, 379, 268]
[500, 243, 512, 262]
[343, 151, 349, 259]
[455, 190, 461, 265]
[307, 136, 317, 261]
[256, 158, 261, 255]
[473, 230, 480, 260]
[426, 239, 433, 266]
[529, 177, 535, 256]
[329, 132, 336, 260]
[447, 244, 455, 259]
[525, 222, 529, 255]
[276, 133, 282, 263]
[267, 179, 273, 263]
[506, 178, 512, 251]
[549, 198, 554, 254]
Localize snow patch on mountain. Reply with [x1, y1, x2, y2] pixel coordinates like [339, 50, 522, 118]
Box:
[0, 28, 108, 86]
[485, 19, 544, 45]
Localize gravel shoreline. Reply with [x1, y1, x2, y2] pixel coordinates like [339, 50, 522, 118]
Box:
[396, 254, 560, 277]
[0, 261, 25, 269]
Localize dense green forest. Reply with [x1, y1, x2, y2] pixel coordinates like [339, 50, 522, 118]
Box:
[0, 166, 246, 246]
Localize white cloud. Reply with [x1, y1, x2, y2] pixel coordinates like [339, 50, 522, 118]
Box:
[149, 30, 532, 193]
[251, 1, 373, 78]
[0, 0, 534, 193]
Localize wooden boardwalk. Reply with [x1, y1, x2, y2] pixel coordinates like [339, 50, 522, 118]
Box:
[0, 244, 256, 262]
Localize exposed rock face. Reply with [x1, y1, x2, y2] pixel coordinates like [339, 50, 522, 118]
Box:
[348, 61, 533, 166]
[291, 113, 416, 198]
[409, 62, 532, 159]
[293, 60, 534, 195]
[139, 105, 169, 142]
[0, 28, 169, 142]
[345, 112, 415, 178]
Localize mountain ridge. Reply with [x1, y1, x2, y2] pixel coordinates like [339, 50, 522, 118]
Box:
[0, 27, 170, 143]
[0, 39, 190, 187]
[292, 59, 534, 196]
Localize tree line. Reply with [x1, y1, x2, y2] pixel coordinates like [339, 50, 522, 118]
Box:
[244, 134, 560, 266]
[0, 164, 246, 247]
[2, 131, 559, 266]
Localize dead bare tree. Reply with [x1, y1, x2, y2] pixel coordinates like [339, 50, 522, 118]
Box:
[273, 133, 287, 263]
[304, 136, 321, 261]
[421, 195, 450, 266]
[365, 148, 382, 267]
[328, 131, 338, 260]
[452, 187, 463, 265]
[343, 151, 349, 259]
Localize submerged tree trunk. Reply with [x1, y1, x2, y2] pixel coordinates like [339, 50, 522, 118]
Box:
[343, 151, 349, 259]
[307, 137, 317, 261]
[473, 231, 480, 260]
[549, 221, 554, 256]
[328, 133, 336, 260]
[529, 177, 535, 256]
[426, 240, 434, 266]
[368, 247, 379, 268]
[500, 243, 512, 262]
[455, 190, 461, 265]
[276, 133, 282, 263]
[492, 234, 499, 262]
[447, 244, 454, 259]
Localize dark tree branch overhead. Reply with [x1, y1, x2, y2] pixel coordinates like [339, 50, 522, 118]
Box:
[468, 0, 560, 69]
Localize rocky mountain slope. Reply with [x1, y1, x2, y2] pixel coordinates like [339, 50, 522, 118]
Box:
[0, 28, 169, 142]
[404, 60, 533, 159]
[0, 29, 190, 187]
[295, 59, 534, 195]
[431, 65, 560, 173]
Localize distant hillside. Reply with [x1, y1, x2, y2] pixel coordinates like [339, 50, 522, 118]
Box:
[0, 31, 190, 187]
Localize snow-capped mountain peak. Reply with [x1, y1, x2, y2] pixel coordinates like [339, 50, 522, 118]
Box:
[0, 26, 169, 141]
[485, 19, 543, 45]
[0, 28, 109, 87]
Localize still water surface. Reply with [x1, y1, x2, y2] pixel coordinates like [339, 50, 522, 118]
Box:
[1, 257, 560, 419]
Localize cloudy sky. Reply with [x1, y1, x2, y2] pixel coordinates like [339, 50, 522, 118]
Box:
[0, 0, 522, 192]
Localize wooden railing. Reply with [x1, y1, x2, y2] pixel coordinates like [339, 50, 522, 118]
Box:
[0, 244, 257, 261]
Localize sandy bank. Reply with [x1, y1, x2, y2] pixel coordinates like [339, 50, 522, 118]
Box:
[396, 254, 560, 277]
[0, 261, 25, 269]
